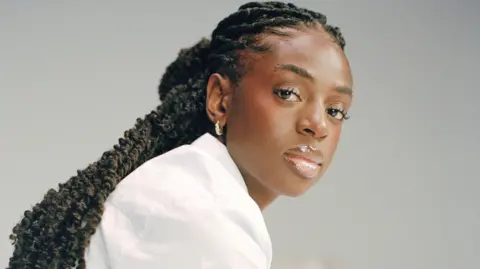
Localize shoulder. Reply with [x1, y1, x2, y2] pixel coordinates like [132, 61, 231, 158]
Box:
[93, 143, 272, 268]
[106, 144, 219, 221]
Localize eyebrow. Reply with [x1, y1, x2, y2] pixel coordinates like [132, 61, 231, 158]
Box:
[274, 63, 314, 80]
[273, 63, 354, 97]
[335, 86, 354, 97]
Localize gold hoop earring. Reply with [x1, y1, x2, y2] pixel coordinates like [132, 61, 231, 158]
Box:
[215, 121, 223, 136]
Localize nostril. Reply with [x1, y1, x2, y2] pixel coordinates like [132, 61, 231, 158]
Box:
[303, 128, 315, 136]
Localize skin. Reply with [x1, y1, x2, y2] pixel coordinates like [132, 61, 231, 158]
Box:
[206, 24, 353, 210]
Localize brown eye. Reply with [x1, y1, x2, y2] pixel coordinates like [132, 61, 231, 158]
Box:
[327, 108, 349, 121]
[273, 88, 301, 102]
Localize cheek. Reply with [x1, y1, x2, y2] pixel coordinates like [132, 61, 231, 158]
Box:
[324, 124, 343, 161]
[229, 90, 281, 140]
[226, 90, 290, 174]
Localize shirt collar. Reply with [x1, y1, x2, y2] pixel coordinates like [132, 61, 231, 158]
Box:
[191, 133, 247, 192]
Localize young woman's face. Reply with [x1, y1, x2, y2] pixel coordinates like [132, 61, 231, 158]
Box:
[208, 25, 353, 198]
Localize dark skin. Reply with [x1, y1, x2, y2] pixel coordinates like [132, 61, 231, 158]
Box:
[206, 25, 353, 210]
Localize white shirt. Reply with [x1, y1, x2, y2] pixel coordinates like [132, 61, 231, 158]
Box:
[85, 133, 272, 269]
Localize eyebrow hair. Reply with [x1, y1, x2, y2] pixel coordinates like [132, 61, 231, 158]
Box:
[274, 63, 354, 97]
[274, 63, 313, 80]
[335, 86, 353, 97]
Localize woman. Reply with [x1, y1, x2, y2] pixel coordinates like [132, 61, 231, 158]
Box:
[8, 1, 353, 268]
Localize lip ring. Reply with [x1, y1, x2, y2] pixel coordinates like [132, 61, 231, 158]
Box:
[288, 144, 323, 163]
[298, 144, 318, 153]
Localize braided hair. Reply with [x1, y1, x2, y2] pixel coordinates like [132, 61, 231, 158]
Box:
[7, 2, 346, 268]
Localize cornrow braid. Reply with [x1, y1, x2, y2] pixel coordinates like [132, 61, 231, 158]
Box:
[7, 2, 346, 268]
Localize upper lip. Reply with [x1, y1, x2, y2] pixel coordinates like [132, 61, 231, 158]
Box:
[285, 145, 324, 165]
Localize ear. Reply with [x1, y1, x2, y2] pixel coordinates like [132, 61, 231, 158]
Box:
[205, 73, 233, 127]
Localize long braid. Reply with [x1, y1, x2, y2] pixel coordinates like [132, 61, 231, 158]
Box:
[7, 2, 346, 268]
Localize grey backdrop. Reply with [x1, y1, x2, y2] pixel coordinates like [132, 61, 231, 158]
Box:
[1, 1, 479, 269]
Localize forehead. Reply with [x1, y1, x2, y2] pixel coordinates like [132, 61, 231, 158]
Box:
[245, 26, 353, 87]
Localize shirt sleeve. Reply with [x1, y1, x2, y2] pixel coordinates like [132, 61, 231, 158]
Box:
[103, 189, 268, 269]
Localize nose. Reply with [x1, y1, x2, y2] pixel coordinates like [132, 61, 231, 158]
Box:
[297, 105, 329, 140]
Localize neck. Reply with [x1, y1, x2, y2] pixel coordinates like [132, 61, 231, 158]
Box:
[243, 176, 278, 211]
[216, 136, 277, 210]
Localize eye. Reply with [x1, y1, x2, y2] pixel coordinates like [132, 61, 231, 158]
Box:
[327, 107, 350, 121]
[273, 88, 301, 102]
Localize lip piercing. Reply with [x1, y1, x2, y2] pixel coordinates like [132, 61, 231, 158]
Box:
[299, 145, 317, 152]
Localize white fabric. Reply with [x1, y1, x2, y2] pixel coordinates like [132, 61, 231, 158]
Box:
[85, 133, 272, 269]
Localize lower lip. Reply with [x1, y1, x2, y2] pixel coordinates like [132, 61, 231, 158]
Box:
[283, 153, 321, 179]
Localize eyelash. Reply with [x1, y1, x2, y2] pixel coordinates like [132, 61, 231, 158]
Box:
[273, 88, 351, 121]
[273, 88, 301, 102]
[327, 108, 350, 121]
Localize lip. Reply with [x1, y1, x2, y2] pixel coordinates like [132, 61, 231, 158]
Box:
[282, 144, 324, 179]
[283, 152, 323, 179]
[287, 144, 324, 164]
[284, 152, 323, 165]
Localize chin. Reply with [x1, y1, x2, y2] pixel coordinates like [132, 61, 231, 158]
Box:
[277, 179, 317, 197]
[281, 188, 310, 198]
